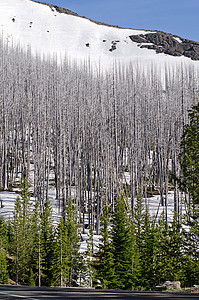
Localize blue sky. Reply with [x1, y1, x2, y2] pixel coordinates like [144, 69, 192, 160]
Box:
[37, 0, 199, 41]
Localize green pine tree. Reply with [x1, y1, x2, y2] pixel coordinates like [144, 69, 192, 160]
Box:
[153, 211, 169, 285]
[178, 102, 199, 286]
[111, 193, 133, 290]
[65, 199, 81, 287]
[154, 212, 183, 285]
[0, 218, 8, 284]
[40, 199, 54, 286]
[139, 206, 155, 289]
[11, 178, 32, 285]
[51, 217, 70, 287]
[181, 215, 199, 287]
[132, 194, 155, 290]
[86, 224, 94, 288]
[179, 102, 199, 209]
[131, 221, 142, 290]
[29, 201, 42, 286]
[132, 193, 145, 290]
[95, 203, 115, 289]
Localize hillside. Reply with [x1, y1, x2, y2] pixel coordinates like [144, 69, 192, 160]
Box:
[0, 0, 199, 289]
[0, 0, 199, 67]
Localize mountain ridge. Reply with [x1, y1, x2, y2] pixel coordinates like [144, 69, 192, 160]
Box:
[31, 0, 199, 61]
[0, 0, 199, 65]
[31, 0, 128, 29]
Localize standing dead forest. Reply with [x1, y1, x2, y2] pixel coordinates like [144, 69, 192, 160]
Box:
[0, 39, 199, 289]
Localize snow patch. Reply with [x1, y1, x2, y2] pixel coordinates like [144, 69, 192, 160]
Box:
[174, 37, 182, 43]
[0, 0, 198, 68]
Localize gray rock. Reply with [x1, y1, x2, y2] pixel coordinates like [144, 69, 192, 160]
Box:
[155, 281, 181, 291]
[130, 32, 199, 60]
[31, 0, 79, 16]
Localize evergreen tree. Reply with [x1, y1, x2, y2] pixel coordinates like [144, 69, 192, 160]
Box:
[167, 212, 183, 280]
[153, 212, 169, 285]
[95, 204, 115, 289]
[11, 178, 32, 284]
[181, 215, 199, 287]
[111, 193, 133, 290]
[132, 193, 145, 289]
[133, 193, 145, 253]
[139, 206, 155, 289]
[40, 199, 54, 286]
[65, 199, 81, 286]
[133, 194, 155, 289]
[179, 102, 199, 208]
[29, 201, 42, 286]
[51, 217, 69, 287]
[154, 212, 183, 285]
[7, 221, 15, 282]
[178, 102, 199, 286]
[86, 224, 94, 288]
[131, 221, 142, 290]
[0, 218, 8, 284]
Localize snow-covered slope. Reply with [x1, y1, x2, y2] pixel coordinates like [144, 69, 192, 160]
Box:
[0, 0, 199, 67]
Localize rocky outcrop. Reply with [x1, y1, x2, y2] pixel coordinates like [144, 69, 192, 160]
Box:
[109, 40, 120, 52]
[31, 1, 79, 16]
[155, 281, 181, 291]
[31, 0, 122, 28]
[130, 32, 199, 60]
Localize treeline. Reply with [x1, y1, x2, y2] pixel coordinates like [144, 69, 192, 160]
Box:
[0, 184, 198, 289]
[0, 40, 199, 229]
[0, 179, 83, 287]
[94, 194, 199, 290]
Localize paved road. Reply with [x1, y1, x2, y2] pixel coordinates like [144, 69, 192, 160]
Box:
[0, 285, 199, 300]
